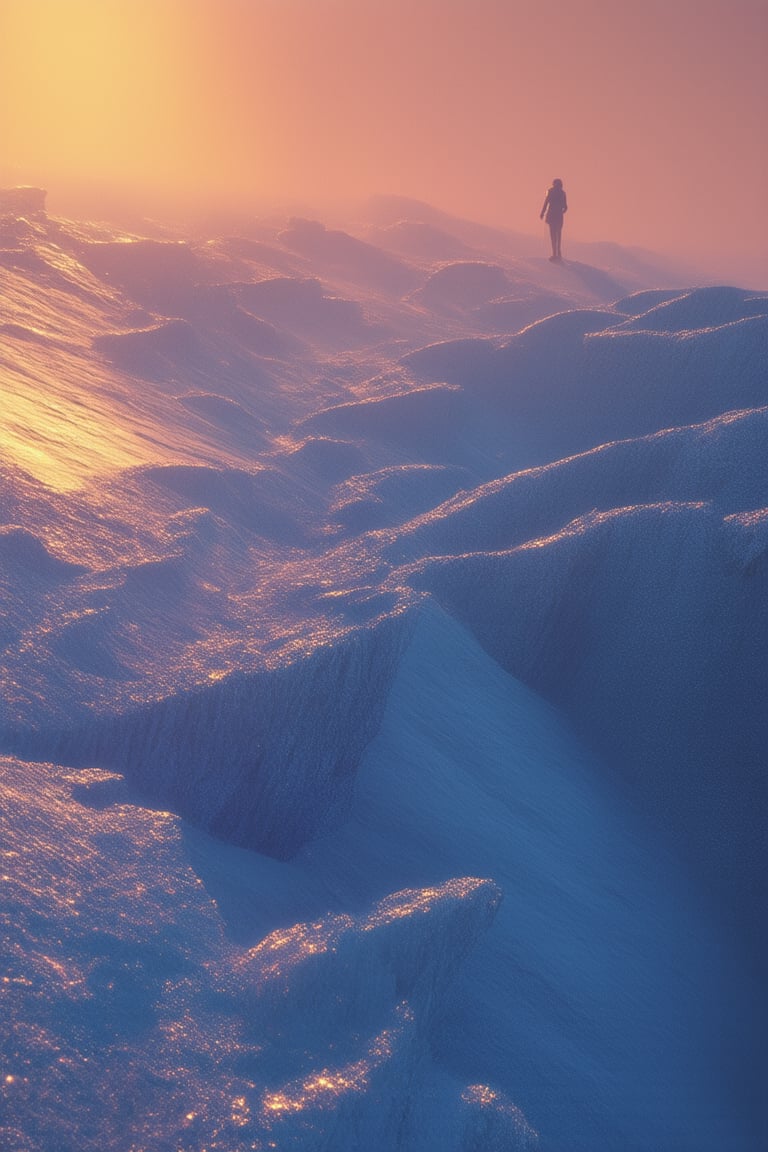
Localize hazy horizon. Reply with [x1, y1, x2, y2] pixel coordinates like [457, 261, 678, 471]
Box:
[1, 0, 766, 282]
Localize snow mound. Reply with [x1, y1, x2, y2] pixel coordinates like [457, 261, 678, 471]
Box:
[278, 216, 418, 295]
[51, 607, 137, 681]
[401, 336, 498, 384]
[612, 286, 691, 315]
[368, 218, 474, 262]
[618, 284, 768, 331]
[331, 463, 470, 530]
[301, 384, 467, 458]
[457, 1086, 539, 1152]
[223, 303, 301, 355]
[241, 878, 522, 1152]
[416, 260, 511, 309]
[138, 462, 318, 542]
[724, 505, 768, 565]
[508, 306, 620, 349]
[232, 276, 368, 343]
[578, 315, 768, 441]
[0, 527, 84, 648]
[471, 290, 575, 334]
[0, 185, 47, 214]
[0, 525, 83, 580]
[77, 238, 200, 302]
[94, 318, 201, 376]
[398, 296, 768, 463]
[281, 436, 368, 482]
[239, 877, 501, 1048]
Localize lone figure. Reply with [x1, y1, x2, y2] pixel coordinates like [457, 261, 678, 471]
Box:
[540, 178, 567, 261]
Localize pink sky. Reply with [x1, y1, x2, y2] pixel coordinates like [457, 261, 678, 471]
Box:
[1, 0, 766, 264]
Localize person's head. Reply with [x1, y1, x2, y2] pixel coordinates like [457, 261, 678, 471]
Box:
[552, 178, 563, 188]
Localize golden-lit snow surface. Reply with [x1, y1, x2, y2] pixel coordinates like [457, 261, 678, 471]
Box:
[0, 755, 527, 1151]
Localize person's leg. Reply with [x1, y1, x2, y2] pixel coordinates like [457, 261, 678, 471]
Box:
[554, 222, 562, 259]
[548, 222, 557, 258]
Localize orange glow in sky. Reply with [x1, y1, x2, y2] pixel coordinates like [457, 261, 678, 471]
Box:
[1, 0, 766, 261]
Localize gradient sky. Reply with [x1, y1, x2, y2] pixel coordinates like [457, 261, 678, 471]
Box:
[1, 0, 766, 262]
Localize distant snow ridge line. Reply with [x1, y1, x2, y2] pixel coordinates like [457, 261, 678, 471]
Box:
[368, 217, 474, 261]
[0, 184, 47, 214]
[2, 756, 532, 1152]
[399, 500, 768, 921]
[76, 236, 199, 291]
[13, 611, 412, 859]
[232, 276, 370, 343]
[277, 215, 420, 295]
[415, 261, 512, 309]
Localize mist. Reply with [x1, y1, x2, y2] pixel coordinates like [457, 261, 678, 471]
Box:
[1, 0, 766, 282]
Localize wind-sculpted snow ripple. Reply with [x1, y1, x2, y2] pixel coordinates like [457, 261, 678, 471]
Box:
[381, 405, 768, 564]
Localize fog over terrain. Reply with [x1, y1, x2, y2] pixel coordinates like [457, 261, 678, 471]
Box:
[1, 0, 766, 283]
[1, 182, 766, 1150]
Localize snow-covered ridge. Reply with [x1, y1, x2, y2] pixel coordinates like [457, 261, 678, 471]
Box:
[1, 195, 765, 1148]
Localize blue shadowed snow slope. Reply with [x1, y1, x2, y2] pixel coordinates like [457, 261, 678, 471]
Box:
[1, 196, 766, 1151]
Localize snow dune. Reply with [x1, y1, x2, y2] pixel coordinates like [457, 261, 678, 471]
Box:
[1, 191, 765, 1150]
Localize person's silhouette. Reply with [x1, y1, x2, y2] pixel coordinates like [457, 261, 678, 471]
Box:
[540, 178, 567, 261]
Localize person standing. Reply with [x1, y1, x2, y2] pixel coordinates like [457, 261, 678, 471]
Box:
[540, 178, 567, 261]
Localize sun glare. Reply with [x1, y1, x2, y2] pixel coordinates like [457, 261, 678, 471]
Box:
[0, 0, 214, 192]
